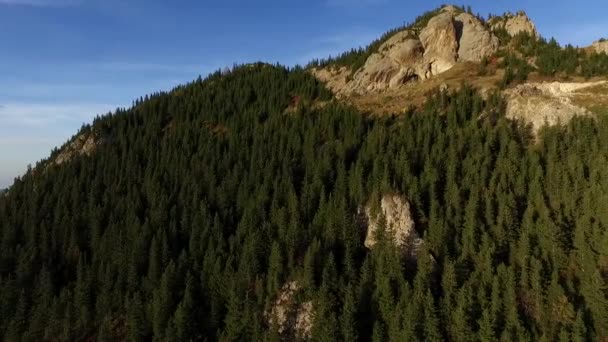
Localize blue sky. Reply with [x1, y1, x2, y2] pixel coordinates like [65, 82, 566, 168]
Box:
[1, 0, 607, 187]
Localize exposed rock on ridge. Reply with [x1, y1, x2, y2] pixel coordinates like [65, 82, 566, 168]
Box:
[591, 40, 608, 54]
[55, 130, 104, 165]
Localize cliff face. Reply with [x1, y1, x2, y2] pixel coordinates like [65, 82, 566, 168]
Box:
[419, 11, 459, 76]
[455, 12, 500, 62]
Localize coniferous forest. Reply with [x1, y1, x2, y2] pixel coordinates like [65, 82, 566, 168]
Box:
[1, 63, 608, 341]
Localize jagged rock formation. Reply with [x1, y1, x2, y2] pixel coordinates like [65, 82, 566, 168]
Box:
[455, 12, 499, 62]
[363, 194, 423, 260]
[489, 11, 538, 37]
[310, 66, 351, 98]
[313, 5, 500, 95]
[267, 281, 313, 340]
[591, 39, 608, 54]
[342, 31, 427, 93]
[504, 81, 606, 132]
[55, 130, 104, 165]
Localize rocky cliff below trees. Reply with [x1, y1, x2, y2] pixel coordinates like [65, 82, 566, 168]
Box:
[504, 81, 608, 133]
[266, 281, 314, 340]
[363, 194, 424, 261]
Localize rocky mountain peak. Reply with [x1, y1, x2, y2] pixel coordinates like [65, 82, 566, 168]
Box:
[313, 6, 502, 95]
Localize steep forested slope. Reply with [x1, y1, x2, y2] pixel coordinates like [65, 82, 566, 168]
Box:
[1, 63, 607, 341]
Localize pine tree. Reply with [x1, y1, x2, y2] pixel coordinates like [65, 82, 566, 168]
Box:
[571, 310, 588, 342]
[423, 290, 442, 342]
[152, 262, 177, 338]
[173, 276, 197, 341]
[478, 307, 496, 342]
[267, 242, 283, 296]
[341, 284, 359, 342]
[127, 292, 148, 341]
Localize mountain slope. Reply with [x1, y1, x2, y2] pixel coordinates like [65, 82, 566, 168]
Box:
[1, 6, 608, 342]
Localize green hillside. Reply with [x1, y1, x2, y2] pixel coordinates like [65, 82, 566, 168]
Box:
[1, 63, 607, 341]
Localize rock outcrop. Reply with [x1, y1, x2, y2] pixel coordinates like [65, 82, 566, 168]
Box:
[504, 81, 606, 132]
[363, 194, 423, 260]
[489, 11, 538, 38]
[267, 281, 313, 340]
[591, 39, 608, 54]
[310, 66, 351, 97]
[455, 13, 499, 62]
[55, 130, 103, 165]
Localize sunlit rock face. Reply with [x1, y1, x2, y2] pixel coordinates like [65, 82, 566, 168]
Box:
[455, 12, 499, 62]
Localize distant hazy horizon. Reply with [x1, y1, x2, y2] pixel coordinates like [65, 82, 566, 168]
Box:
[2, 0, 608, 188]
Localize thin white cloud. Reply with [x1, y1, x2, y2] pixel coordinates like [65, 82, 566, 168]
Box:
[314, 29, 380, 46]
[296, 28, 380, 65]
[0, 101, 112, 187]
[0, 78, 187, 105]
[325, 0, 389, 7]
[0, 102, 115, 126]
[544, 21, 608, 47]
[95, 61, 209, 74]
[0, 135, 65, 145]
[0, 0, 79, 6]
[0, 82, 114, 99]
